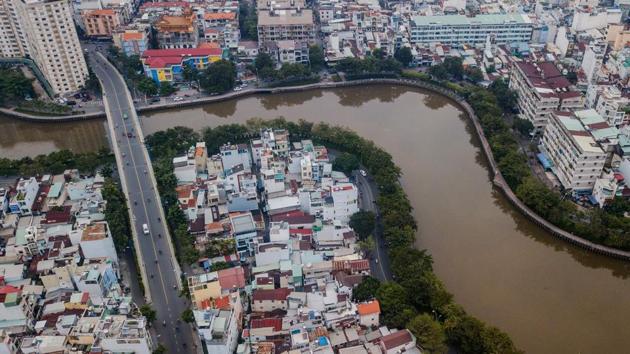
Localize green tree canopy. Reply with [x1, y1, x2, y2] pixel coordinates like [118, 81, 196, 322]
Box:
[137, 77, 158, 96]
[353, 276, 381, 302]
[376, 282, 417, 328]
[406, 314, 447, 354]
[199, 60, 236, 94]
[349, 210, 376, 240]
[309, 44, 326, 70]
[394, 47, 413, 67]
[332, 152, 360, 175]
[159, 81, 176, 96]
[139, 304, 157, 323]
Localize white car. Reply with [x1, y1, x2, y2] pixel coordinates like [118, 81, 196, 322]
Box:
[360, 170, 367, 177]
[142, 224, 149, 235]
[173, 96, 184, 102]
[234, 87, 242, 92]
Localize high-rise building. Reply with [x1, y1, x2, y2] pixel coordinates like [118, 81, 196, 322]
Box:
[0, 0, 88, 95]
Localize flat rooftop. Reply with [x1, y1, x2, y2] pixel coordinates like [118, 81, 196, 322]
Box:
[411, 13, 531, 27]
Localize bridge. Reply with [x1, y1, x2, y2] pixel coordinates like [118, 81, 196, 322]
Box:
[89, 51, 195, 353]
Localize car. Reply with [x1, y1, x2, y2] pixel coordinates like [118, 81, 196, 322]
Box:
[127, 132, 133, 138]
[150, 97, 160, 103]
[234, 87, 242, 92]
[173, 96, 184, 102]
[360, 170, 367, 177]
[142, 224, 149, 235]
[122, 113, 128, 119]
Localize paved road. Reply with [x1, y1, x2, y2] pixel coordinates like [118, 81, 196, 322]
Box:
[88, 51, 193, 353]
[355, 171, 392, 281]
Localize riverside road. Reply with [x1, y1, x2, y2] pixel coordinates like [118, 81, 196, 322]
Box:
[89, 51, 194, 353]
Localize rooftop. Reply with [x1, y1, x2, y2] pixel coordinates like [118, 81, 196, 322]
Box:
[411, 13, 531, 27]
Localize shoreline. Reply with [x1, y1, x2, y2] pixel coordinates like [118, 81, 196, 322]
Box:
[4, 78, 630, 261]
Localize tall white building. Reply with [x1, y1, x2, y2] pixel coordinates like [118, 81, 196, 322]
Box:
[540, 111, 607, 193]
[410, 14, 533, 46]
[0, 0, 88, 94]
[510, 61, 583, 130]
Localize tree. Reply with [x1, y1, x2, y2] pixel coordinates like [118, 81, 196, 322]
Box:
[181, 309, 195, 323]
[428, 65, 448, 80]
[332, 152, 360, 175]
[372, 48, 386, 60]
[407, 314, 447, 354]
[465, 67, 483, 83]
[182, 64, 199, 84]
[349, 211, 376, 240]
[199, 60, 236, 94]
[376, 282, 416, 328]
[278, 63, 310, 80]
[210, 261, 231, 271]
[443, 57, 464, 80]
[497, 151, 530, 188]
[489, 78, 517, 113]
[513, 117, 534, 136]
[137, 77, 158, 96]
[159, 81, 176, 96]
[394, 47, 413, 67]
[0, 67, 35, 105]
[255, 52, 274, 72]
[239, 1, 258, 40]
[353, 276, 381, 302]
[309, 44, 325, 70]
[356, 235, 376, 257]
[139, 304, 157, 323]
[153, 344, 167, 354]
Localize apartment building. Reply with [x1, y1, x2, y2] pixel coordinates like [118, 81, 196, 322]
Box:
[0, 0, 88, 94]
[81, 8, 121, 37]
[409, 13, 533, 46]
[540, 111, 607, 192]
[587, 85, 629, 127]
[0, 0, 25, 57]
[112, 29, 149, 56]
[257, 9, 316, 44]
[510, 61, 583, 130]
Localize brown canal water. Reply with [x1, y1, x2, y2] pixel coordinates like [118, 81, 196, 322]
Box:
[0, 114, 108, 158]
[2, 85, 630, 353]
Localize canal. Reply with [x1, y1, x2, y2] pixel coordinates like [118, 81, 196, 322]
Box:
[1, 84, 629, 353]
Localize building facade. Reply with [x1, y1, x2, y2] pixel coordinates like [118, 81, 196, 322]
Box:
[81, 9, 121, 37]
[410, 14, 533, 45]
[540, 111, 607, 192]
[257, 9, 316, 43]
[510, 61, 583, 130]
[0, 0, 88, 94]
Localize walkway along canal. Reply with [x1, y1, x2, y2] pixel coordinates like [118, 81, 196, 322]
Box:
[2, 83, 630, 353]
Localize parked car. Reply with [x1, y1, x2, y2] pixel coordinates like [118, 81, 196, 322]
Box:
[360, 170, 367, 177]
[173, 96, 184, 102]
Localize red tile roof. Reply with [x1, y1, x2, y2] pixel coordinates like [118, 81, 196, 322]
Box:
[357, 300, 380, 315]
[142, 48, 222, 69]
[218, 267, 246, 290]
[381, 330, 413, 350]
[332, 259, 370, 272]
[252, 288, 291, 302]
[251, 317, 282, 331]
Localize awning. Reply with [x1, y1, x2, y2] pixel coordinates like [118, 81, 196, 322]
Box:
[537, 153, 552, 170]
[588, 195, 598, 205]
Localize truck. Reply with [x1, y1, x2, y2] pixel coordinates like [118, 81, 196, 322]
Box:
[142, 224, 149, 235]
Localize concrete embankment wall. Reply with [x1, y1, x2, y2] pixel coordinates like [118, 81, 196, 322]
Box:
[4, 79, 630, 260]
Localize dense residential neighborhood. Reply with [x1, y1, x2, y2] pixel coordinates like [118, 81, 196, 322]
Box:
[2, 0, 630, 351]
[170, 128, 420, 354]
[0, 171, 154, 353]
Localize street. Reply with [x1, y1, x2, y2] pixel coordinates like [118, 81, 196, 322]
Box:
[355, 171, 392, 281]
[88, 49, 194, 353]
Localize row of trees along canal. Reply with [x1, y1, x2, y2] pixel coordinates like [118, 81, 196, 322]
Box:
[144, 118, 522, 354]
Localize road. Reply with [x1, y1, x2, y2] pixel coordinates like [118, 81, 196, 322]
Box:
[88, 50, 193, 353]
[355, 171, 392, 281]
